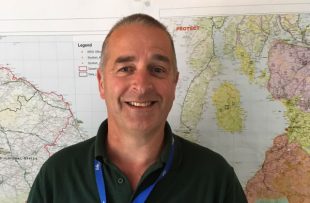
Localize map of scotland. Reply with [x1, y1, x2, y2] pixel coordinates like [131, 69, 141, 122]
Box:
[163, 13, 310, 202]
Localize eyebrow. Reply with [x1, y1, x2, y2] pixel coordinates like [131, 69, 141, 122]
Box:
[151, 54, 170, 64]
[115, 56, 136, 64]
[114, 54, 171, 64]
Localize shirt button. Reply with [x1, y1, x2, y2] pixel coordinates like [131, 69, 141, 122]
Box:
[117, 178, 124, 184]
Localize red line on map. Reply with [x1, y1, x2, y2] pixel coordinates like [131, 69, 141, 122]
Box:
[0, 66, 76, 157]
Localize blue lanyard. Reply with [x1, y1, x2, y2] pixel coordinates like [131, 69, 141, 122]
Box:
[94, 137, 175, 203]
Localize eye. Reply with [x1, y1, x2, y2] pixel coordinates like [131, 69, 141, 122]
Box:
[118, 66, 133, 73]
[115, 65, 135, 76]
[149, 66, 167, 78]
[152, 67, 164, 73]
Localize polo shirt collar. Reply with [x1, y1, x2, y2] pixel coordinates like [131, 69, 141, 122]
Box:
[94, 119, 108, 161]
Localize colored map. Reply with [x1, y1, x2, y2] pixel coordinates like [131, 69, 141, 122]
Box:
[163, 13, 310, 202]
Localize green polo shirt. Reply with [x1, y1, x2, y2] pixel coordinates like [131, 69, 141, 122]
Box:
[27, 120, 248, 203]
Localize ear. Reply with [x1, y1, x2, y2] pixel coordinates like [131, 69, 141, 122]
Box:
[97, 68, 105, 100]
[174, 71, 179, 84]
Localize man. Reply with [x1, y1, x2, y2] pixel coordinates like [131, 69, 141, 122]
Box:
[27, 13, 248, 203]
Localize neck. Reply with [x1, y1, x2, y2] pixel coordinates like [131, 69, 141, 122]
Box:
[106, 125, 165, 191]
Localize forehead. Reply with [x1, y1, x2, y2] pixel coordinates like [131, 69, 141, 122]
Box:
[106, 23, 173, 59]
[110, 23, 170, 42]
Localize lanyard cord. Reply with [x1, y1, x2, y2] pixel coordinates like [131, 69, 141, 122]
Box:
[94, 137, 175, 203]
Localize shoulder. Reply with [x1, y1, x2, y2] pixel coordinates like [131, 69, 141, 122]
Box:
[28, 137, 98, 202]
[41, 136, 96, 171]
[173, 135, 242, 190]
[169, 135, 247, 202]
[175, 135, 232, 171]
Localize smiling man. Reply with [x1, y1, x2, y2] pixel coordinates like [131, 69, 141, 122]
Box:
[27, 13, 248, 203]
[96, 20, 179, 192]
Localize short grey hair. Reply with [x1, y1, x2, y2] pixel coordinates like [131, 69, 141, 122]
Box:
[99, 13, 177, 70]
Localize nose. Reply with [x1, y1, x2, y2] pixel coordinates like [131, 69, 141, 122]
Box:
[131, 69, 153, 94]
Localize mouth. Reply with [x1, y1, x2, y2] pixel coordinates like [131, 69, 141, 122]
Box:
[126, 101, 156, 107]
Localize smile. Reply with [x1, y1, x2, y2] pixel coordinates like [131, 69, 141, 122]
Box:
[127, 101, 155, 107]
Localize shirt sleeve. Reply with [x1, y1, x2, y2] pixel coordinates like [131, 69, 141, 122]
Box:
[224, 167, 248, 203]
[27, 163, 51, 203]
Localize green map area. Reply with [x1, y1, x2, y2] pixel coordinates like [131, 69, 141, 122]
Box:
[212, 82, 244, 133]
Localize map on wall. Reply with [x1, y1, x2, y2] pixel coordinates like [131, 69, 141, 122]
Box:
[163, 12, 310, 203]
[0, 3, 310, 203]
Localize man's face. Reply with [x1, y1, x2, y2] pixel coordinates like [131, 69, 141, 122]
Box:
[97, 23, 178, 135]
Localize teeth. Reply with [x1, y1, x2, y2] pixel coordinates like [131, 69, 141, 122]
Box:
[128, 101, 152, 107]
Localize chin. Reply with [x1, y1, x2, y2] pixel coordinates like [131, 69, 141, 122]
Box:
[126, 121, 157, 133]
[128, 123, 151, 131]
[130, 121, 162, 133]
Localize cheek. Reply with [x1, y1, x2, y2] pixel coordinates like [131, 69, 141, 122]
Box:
[104, 78, 126, 98]
[160, 84, 177, 101]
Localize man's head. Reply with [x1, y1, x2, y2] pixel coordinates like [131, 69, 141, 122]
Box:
[97, 13, 178, 135]
[99, 13, 177, 72]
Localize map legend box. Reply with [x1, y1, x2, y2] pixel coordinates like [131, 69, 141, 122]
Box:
[78, 66, 88, 77]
